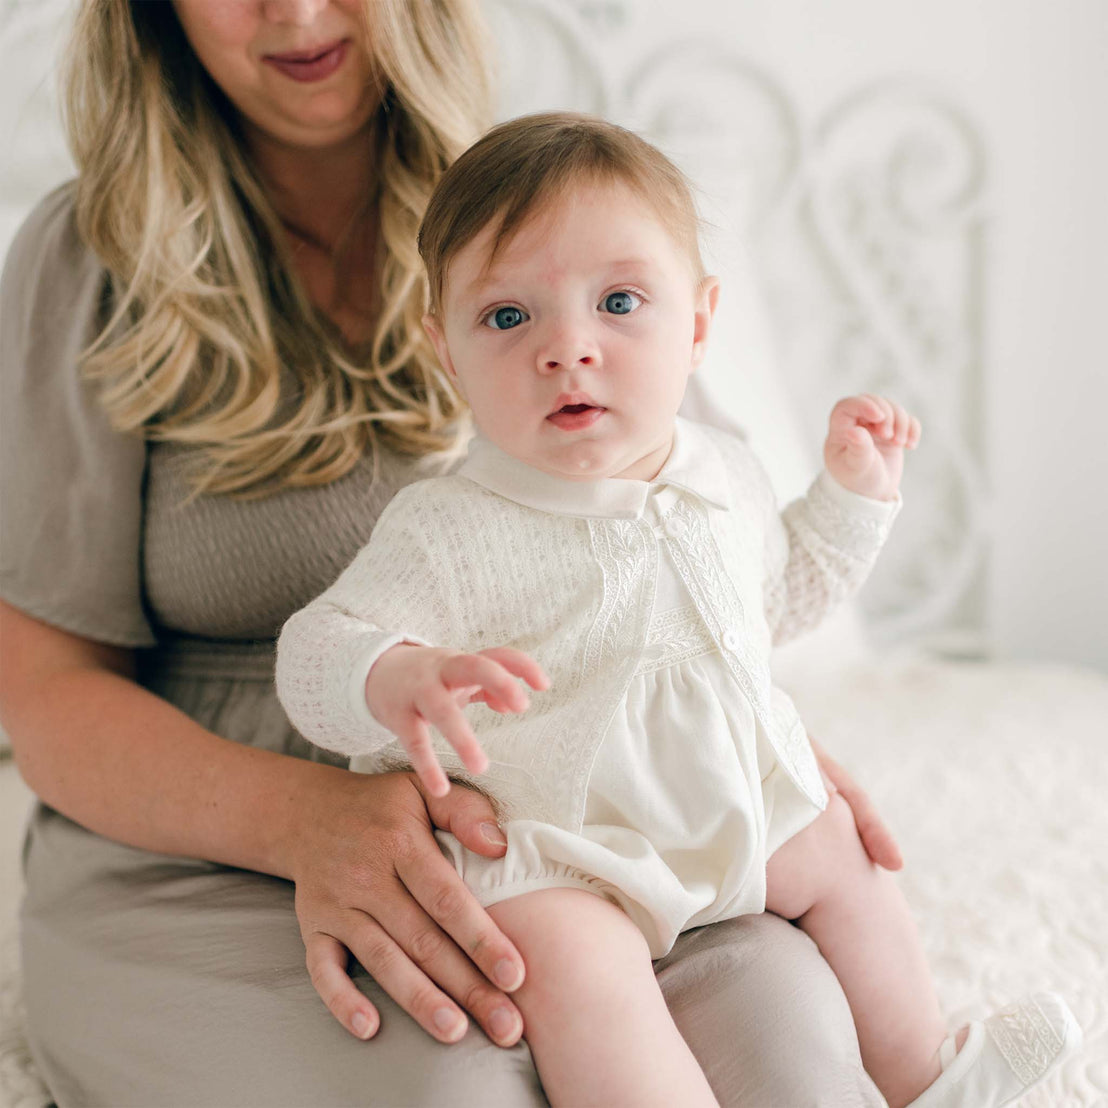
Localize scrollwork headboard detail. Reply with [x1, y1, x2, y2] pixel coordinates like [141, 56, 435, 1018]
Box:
[487, 0, 990, 654]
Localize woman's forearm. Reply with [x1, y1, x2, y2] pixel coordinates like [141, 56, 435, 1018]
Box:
[9, 663, 341, 879]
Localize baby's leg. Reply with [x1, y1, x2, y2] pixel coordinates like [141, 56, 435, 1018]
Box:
[766, 792, 946, 1108]
[486, 887, 718, 1108]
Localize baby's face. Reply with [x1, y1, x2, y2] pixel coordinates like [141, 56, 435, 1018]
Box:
[425, 182, 718, 482]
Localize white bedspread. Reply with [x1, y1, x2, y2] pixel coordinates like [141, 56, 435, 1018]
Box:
[1, 656, 1105, 1107]
[784, 656, 1108, 1107]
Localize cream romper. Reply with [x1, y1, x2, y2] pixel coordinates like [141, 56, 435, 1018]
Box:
[436, 482, 823, 960]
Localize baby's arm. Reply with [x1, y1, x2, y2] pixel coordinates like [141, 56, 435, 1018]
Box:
[275, 485, 549, 790]
[275, 487, 451, 759]
[760, 394, 920, 645]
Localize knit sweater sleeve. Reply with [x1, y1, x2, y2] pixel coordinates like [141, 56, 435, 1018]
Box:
[762, 465, 900, 647]
[274, 484, 448, 758]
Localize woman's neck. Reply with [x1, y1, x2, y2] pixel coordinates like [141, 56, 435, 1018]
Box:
[245, 122, 376, 253]
[244, 121, 380, 345]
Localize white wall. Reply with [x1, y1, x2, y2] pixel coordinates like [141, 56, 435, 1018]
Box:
[2, 0, 1106, 670]
[566, 0, 1108, 671]
[747, 0, 1108, 671]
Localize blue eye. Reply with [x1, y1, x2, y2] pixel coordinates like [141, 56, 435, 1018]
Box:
[485, 305, 528, 330]
[601, 290, 641, 315]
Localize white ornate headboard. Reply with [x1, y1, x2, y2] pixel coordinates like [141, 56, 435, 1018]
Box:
[487, 0, 989, 654]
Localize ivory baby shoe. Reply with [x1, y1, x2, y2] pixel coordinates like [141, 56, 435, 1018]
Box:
[906, 992, 1082, 1108]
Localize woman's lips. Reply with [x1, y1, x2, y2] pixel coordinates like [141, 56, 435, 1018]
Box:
[546, 405, 606, 431]
[263, 40, 349, 83]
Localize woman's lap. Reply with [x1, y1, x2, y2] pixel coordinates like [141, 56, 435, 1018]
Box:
[21, 804, 881, 1107]
[657, 913, 883, 1107]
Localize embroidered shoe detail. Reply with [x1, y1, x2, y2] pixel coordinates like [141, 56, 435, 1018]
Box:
[987, 998, 1066, 1087]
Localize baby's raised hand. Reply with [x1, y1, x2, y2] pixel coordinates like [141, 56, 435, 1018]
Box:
[824, 394, 921, 501]
[365, 643, 550, 798]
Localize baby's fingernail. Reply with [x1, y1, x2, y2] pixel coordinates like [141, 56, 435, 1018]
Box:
[352, 1011, 375, 1039]
[481, 821, 508, 847]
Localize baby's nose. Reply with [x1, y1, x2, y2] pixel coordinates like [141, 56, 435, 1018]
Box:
[542, 352, 596, 372]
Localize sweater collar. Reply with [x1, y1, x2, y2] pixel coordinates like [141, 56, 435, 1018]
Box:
[456, 416, 732, 520]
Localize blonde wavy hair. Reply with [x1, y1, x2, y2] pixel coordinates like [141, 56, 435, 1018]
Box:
[63, 0, 492, 497]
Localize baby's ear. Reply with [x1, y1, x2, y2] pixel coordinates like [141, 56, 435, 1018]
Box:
[422, 312, 456, 378]
[690, 276, 720, 372]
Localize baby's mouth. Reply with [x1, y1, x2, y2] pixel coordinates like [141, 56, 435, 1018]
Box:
[546, 404, 607, 430]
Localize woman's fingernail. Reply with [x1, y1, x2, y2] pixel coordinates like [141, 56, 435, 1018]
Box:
[481, 822, 508, 847]
[489, 1006, 521, 1043]
[352, 1011, 374, 1038]
[434, 1007, 467, 1040]
[494, 958, 523, 990]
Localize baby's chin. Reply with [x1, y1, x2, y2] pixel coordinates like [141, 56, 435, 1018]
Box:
[531, 445, 658, 483]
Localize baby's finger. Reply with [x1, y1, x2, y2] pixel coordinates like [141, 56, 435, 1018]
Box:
[418, 688, 490, 776]
[890, 402, 913, 445]
[907, 416, 922, 448]
[397, 714, 452, 798]
[476, 647, 551, 692]
[469, 691, 517, 713]
[829, 396, 881, 436]
[862, 394, 896, 438]
[442, 653, 532, 712]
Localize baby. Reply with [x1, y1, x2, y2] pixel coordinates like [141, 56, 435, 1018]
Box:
[276, 112, 1080, 1108]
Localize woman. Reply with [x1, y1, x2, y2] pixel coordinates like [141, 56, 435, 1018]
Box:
[0, 1, 898, 1103]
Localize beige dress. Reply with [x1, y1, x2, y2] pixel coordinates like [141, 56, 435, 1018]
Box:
[0, 185, 882, 1108]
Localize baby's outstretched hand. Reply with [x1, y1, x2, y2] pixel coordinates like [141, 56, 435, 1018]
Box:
[365, 644, 550, 798]
[824, 394, 921, 501]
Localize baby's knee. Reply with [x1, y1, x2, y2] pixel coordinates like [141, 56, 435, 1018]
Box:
[818, 790, 864, 847]
[767, 793, 869, 916]
[806, 792, 873, 878]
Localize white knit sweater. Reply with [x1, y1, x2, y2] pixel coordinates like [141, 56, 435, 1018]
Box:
[275, 418, 900, 830]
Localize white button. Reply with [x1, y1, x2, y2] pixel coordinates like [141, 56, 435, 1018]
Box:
[664, 517, 685, 540]
[721, 629, 740, 651]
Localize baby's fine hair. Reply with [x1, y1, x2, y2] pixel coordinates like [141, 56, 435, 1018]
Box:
[419, 111, 705, 313]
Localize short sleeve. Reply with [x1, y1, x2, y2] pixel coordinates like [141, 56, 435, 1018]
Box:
[0, 184, 156, 647]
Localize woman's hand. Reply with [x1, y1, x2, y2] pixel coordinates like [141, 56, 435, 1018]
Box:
[286, 768, 527, 1046]
[810, 737, 904, 871]
[823, 394, 921, 502]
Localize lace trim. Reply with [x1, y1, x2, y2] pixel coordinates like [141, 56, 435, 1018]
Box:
[634, 604, 717, 676]
[662, 499, 826, 808]
[663, 500, 763, 710]
[544, 516, 655, 829]
[988, 999, 1065, 1086]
